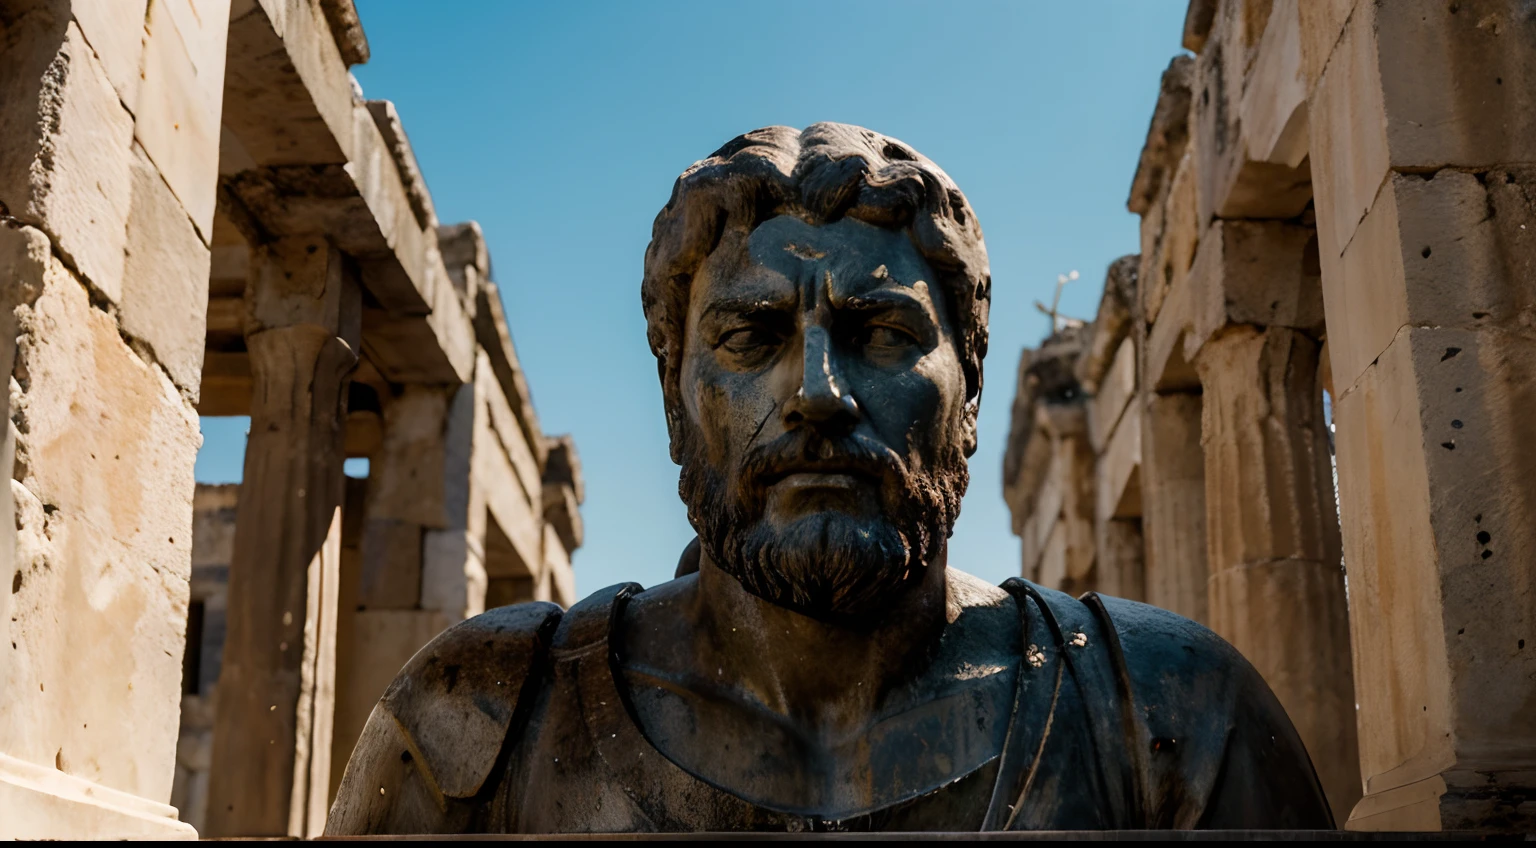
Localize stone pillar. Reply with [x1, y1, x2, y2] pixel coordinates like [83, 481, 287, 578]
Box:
[1306, 0, 1536, 831]
[1195, 325, 1360, 821]
[330, 384, 460, 790]
[206, 237, 359, 838]
[1, 0, 227, 837]
[1138, 392, 1207, 622]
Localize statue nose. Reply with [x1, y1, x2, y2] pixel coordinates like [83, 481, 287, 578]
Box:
[782, 327, 859, 436]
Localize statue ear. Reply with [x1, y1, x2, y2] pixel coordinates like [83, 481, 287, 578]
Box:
[961, 395, 980, 458]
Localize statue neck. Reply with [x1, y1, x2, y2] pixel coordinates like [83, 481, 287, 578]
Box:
[690, 544, 951, 728]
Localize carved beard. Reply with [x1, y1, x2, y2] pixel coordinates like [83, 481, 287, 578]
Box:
[678, 424, 968, 620]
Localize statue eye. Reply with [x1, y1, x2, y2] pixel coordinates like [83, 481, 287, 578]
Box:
[718, 325, 782, 355]
[860, 325, 917, 349]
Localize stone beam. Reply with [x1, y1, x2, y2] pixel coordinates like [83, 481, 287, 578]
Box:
[1138, 392, 1207, 623]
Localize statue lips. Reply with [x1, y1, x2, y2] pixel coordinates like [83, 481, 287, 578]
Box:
[747, 442, 895, 517]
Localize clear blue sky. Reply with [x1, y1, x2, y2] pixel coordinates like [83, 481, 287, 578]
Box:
[196, 0, 1191, 596]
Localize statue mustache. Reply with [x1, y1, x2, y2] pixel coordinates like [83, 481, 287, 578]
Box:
[737, 431, 911, 493]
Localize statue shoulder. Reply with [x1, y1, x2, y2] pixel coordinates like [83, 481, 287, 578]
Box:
[328, 601, 563, 836]
[379, 601, 564, 799]
[1085, 593, 1333, 828]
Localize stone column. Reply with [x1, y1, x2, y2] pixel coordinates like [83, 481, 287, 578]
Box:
[1, 0, 227, 837]
[1195, 325, 1360, 821]
[1306, 0, 1536, 831]
[1138, 392, 1208, 622]
[330, 383, 461, 789]
[206, 237, 359, 838]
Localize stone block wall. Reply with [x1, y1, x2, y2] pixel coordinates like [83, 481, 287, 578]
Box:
[0, 0, 230, 838]
[1003, 0, 1536, 831]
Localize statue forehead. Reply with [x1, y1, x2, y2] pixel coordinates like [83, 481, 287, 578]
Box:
[743, 215, 933, 285]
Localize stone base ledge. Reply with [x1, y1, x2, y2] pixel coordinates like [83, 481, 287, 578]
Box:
[0, 751, 196, 839]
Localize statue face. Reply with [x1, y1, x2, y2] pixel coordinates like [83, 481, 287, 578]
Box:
[676, 214, 971, 618]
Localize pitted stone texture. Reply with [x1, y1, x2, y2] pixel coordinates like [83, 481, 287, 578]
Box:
[72, 0, 150, 108]
[5, 247, 198, 805]
[133, 0, 230, 240]
[122, 144, 211, 398]
[1335, 325, 1536, 824]
[0, 16, 133, 303]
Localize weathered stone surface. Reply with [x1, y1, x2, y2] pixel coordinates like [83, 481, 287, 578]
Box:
[1326, 168, 1536, 396]
[1075, 255, 1139, 395]
[1195, 325, 1359, 821]
[133, 0, 229, 240]
[1095, 396, 1142, 526]
[1138, 149, 1198, 328]
[72, 0, 149, 108]
[1094, 519, 1145, 603]
[0, 752, 196, 839]
[223, 0, 354, 167]
[1185, 219, 1324, 358]
[0, 16, 133, 303]
[366, 101, 436, 232]
[1334, 325, 1536, 830]
[1087, 336, 1136, 454]
[475, 281, 546, 460]
[1295, 0, 1352, 92]
[5, 240, 198, 805]
[439, 221, 488, 299]
[1127, 58, 1193, 217]
[122, 144, 211, 397]
[318, 0, 370, 67]
[1138, 392, 1207, 623]
[206, 242, 360, 838]
[1310, 0, 1536, 265]
[1192, 0, 1312, 224]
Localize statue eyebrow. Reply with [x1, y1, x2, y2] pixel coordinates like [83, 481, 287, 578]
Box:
[840, 290, 936, 322]
[701, 295, 795, 321]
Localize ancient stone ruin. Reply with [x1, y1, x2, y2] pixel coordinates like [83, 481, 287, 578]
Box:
[1004, 0, 1536, 832]
[0, 0, 581, 838]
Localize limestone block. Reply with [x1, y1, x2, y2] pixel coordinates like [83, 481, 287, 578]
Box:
[366, 101, 437, 231]
[121, 144, 211, 396]
[543, 433, 585, 505]
[1181, 0, 1216, 53]
[72, 0, 149, 107]
[1075, 255, 1139, 394]
[438, 221, 489, 298]
[1127, 57, 1193, 217]
[5, 248, 199, 805]
[1310, 0, 1536, 264]
[196, 350, 250, 416]
[475, 281, 547, 460]
[421, 528, 487, 621]
[1143, 264, 1200, 392]
[1184, 219, 1324, 358]
[1326, 168, 1536, 397]
[191, 484, 239, 568]
[0, 752, 196, 839]
[1139, 392, 1207, 623]
[1138, 149, 1198, 327]
[318, 0, 370, 67]
[350, 102, 431, 307]
[357, 519, 422, 610]
[1192, 0, 1311, 224]
[1208, 557, 1359, 820]
[480, 353, 544, 513]
[1197, 327, 1339, 567]
[132, 0, 229, 239]
[1334, 325, 1536, 820]
[1095, 399, 1142, 526]
[1296, 0, 1353, 91]
[1095, 519, 1145, 603]
[1087, 336, 1136, 453]
[369, 385, 450, 527]
[542, 481, 583, 553]
[0, 16, 132, 303]
[1035, 519, 1067, 591]
[223, 0, 354, 166]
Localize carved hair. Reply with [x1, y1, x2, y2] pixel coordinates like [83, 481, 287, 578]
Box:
[642, 123, 992, 459]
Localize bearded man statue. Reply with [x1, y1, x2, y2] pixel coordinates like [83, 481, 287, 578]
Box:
[327, 123, 1333, 834]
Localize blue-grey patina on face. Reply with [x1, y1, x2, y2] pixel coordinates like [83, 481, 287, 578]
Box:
[680, 214, 966, 532]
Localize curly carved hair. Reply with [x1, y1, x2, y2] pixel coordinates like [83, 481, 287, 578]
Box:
[641, 123, 993, 460]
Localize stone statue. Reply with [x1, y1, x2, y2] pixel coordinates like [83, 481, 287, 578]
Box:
[327, 124, 1333, 834]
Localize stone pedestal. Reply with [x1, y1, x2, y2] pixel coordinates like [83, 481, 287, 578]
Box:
[206, 238, 360, 838]
[1196, 325, 1360, 822]
[1306, 0, 1536, 830]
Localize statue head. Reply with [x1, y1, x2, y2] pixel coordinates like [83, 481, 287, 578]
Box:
[642, 123, 991, 619]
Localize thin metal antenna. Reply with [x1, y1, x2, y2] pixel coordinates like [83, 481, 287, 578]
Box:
[1033, 269, 1080, 332]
